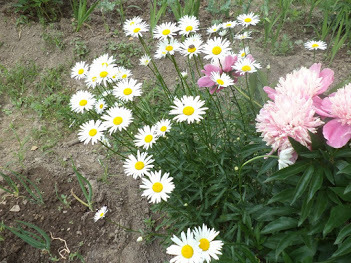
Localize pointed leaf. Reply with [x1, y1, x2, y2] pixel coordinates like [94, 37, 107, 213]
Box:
[268, 188, 295, 204]
[335, 224, 351, 245]
[288, 137, 310, 154]
[332, 236, 351, 258]
[275, 232, 300, 259]
[323, 205, 351, 237]
[261, 217, 298, 234]
[307, 166, 323, 203]
[265, 162, 308, 183]
[291, 165, 314, 205]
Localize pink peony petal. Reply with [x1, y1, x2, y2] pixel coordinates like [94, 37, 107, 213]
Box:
[202, 64, 221, 76]
[309, 63, 321, 74]
[313, 96, 333, 117]
[323, 119, 351, 148]
[318, 68, 334, 94]
[223, 55, 238, 72]
[263, 86, 277, 100]
[198, 76, 215, 87]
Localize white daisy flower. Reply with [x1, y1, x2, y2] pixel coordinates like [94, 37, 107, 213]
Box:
[155, 119, 172, 137]
[153, 22, 179, 40]
[221, 21, 237, 29]
[181, 70, 188, 78]
[139, 54, 151, 66]
[232, 57, 261, 75]
[238, 47, 250, 58]
[207, 24, 222, 35]
[278, 147, 295, 170]
[187, 33, 203, 43]
[92, 53, 116, 68]
[304, 40, 327, 50]
[89, 63, 115, 86]
[203, 37, 231, 60]
[123, 150, 154, 179]
[140, 170, 175, 203]
[235, 31, 252, 40]
[237, 12, 260, 27]
[167, 228, 203, 263]
[71, 61, 88, 80]
[218, 29, 228, 37]
[193, 224, 224, 262]
[70, 90, 96, 113]
[124, 16, 143, 28]
[102, 89, 113, 97]
[95, 99, 107, 114]
[155, 39, 180, 59]
[169, 96, 208, 124]
[178, 15, 199, 36]
[102, 106, 133, 134]
[78, 120, 106, 145]
[94, 206, 108, 222]
[124, 20, 149, 38]
[115, 66, 132, 80]
[210, 72, 234, 88]
[134, 125, 158, 150]
[179, 37, 203, 58]
[113, 78, 142, 102]
[85, 70, 99, 89]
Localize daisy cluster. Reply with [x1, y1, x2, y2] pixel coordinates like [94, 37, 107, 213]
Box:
[122, 14, 261, 90]
[167, 225, 223, 263]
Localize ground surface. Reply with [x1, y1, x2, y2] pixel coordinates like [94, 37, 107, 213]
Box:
[0, 0, 350, 262]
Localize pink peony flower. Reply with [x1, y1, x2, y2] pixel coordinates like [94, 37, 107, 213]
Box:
[197, 55, 240, 94]
[256, 93, 324, 152]
[263, 63, 334, 101]
[316, 83, 351, 148]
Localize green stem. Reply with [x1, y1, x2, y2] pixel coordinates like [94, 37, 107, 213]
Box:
[231, 84, 262, 108]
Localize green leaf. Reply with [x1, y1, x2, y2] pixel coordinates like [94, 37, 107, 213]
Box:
[299, 196, 314, 226]
[288, 137, 310, 154]
[275, 231, 300, 259]
[323, 205, 351, 237]
[309, 130, 325, 150]
[330, 187, 351, 202]
[335, 224, 351, 244]
[256, 207, 295, 221]
[337, 164, 351, 176]
[291, 165, 314, 205]
[268, 188, 295, 204]
[261, 217, 298, 234]
[311, 191, 329, 224]
[332, 236, 351, 258]
[307, 166, 323, 203]
[344, 183, 351, 194]
[265, 162, 308, 183]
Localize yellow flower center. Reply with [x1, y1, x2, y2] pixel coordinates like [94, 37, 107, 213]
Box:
[183, 106, 195, 116]
[113, 117, 123, 125]
[100, 71, 108, 78]
[312, 43, 319, 48]
[122, 74, 127, 79]
[212, 46, 222, 55]
[160, 126, 167, 132]
[213, 28, 217, 32]
[123, 88, 133, 95]
[162, 29, 170, 35]
[102, 62, 108, 67]
[78, 69, 84, 75]
[79, 99, 87, 106]
[226, 23, 231, 27]
[144, 135, 153, 143]
[89, 129, 97, 137]
[152, 182, 163, 193]
[241, 52, 246, 57]
[185, 25, 193, 32]
[100, 212, 104, 217]
[181, 245, 194, 259]
[99, 104, 104, 109]
[92, 76, 97, 82]
[188, 47, 196, 53]
[166, 45, 173, 51]
[217, 79, 224, 85]
[242, 65, 251, 72]
[135, 161, 144, 170]
[244, 17, 252, 23]
[199, 238, 210, 251]
[134, 27, 141, 33]
[130, 21, 135, 25]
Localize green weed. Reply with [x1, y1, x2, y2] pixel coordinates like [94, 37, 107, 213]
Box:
[106, 41, 142, 68]
[71, 38, 89, 58]
[42, 30, 65, 50]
